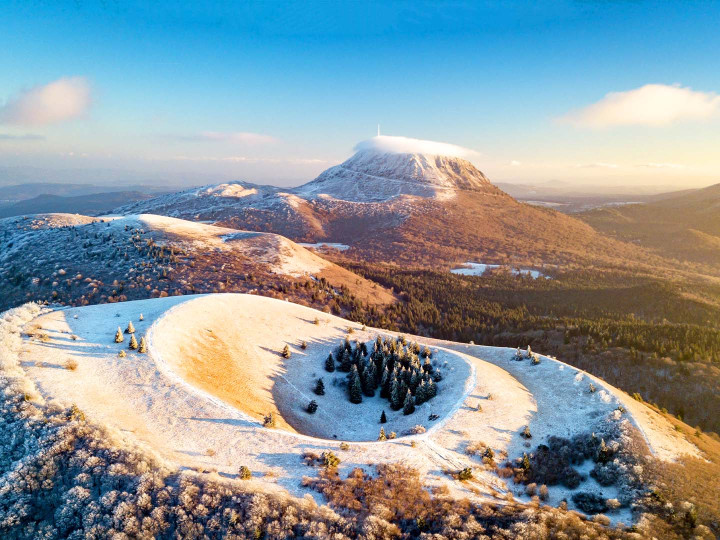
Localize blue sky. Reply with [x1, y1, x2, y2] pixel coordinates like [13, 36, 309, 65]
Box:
[1, 1, 720, 188]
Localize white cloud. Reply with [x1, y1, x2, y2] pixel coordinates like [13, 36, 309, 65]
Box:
[355, 135, 479, 158]
[0, 133, 45, 140]
[509, 160, 522, 166]
[193, 131, 278, 144]
[560, 84, 720, 127]
[575, 162, 619, 169]
[0, 77, 91, 126]
[637, 162, 684, 169]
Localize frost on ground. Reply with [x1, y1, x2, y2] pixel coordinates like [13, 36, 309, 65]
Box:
[12, 293, 700, 519]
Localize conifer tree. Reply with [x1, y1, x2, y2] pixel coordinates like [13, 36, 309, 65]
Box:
[129, 334, 138, 350]
[380, 367, 390, 398]
[415, 380, 427, 405]
[361, 364, 375, 397]
[380, 410, 387, 423]
[314, 378, 325, 396]
[125, 321, 135, 334]
[340, 348, 353, 372]
[427, 379, 437, 399]
[282, 345, 291, 359]
[114, 327, 124, 343]
[325, 353, 335, 372]
[378, 427, 387, 441]
[307, 400, 318, 414]
[139, 313, 144, 321]
[403, 390, 415, 415]
[138, 336, 147, 353]
[348, 365, 363, 404]
[390, 377, 403, 410]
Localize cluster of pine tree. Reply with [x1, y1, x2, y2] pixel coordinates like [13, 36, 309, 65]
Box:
[326, 335, 440, 415]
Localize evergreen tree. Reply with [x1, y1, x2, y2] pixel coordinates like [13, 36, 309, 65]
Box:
[114, 327, 124, 343]
[314, 378, 325, 396]
[415, 380, 427, 405]
[380, 368, 390, 398]
[403, 390, 415, 415]
[380, 410, 387, 423]
[390, 377, 403, 411]
[125, 321, 135, 334]
[348, 365, 363, 404]
[282, 345, 291, 359]
[339, 348, 353, 372]
[129, 334, 138, 350]
[138, 336, 147, 354]
[361, 364, 375, 397]
[423, 356, 433, 373]
[427, 379, 437, 399]
[307, 400, 318, 414]
[139, 313, 144, 321]
[325, 353, 335, 372]
[378, 427, 387, 441]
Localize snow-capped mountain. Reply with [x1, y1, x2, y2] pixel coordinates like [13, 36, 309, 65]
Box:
[113, 136, 641, 267]
[296, 148, 497, 201]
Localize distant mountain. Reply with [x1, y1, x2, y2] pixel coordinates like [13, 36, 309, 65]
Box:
[0, 182, 175, 202]
[579, 183, 720, 267]
[114, 137, 648, 269]
[0, 213, 393, 312]
[0, 191, 160, 218]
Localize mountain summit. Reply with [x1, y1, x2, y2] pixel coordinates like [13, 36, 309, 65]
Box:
[298, 148, 496, 202]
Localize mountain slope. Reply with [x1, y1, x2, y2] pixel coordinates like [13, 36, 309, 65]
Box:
[115, 137, 646, 269]
[0, 213, 394, 312]
[580, 183, 720, 268]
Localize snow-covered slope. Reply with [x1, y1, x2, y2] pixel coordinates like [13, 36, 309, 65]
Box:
[0, 213, 394, 311]
[9, 293, 699, 517]
[296, 149, 495, 202]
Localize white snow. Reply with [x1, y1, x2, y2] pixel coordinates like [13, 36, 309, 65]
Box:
[451, 261, 549, 279]
[9, 293, 699, 516]
[298, 242, 350, 251]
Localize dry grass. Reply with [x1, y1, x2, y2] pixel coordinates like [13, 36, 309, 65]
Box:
[65, 359, 78, 371]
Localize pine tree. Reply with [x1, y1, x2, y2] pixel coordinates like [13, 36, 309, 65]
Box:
[129, 334, 138, 350]
[125, 321, 135, 334]
[325, 353, 335, 372]
[361, 364, 375, 397]
[426, 379, 437, 399]
[340, 348, 353, 372]
[139, 313, 144, 321]
[307, 400, 318, 414]
[114, 327, 124, 343]
[380, 410, 387, 423]
[380, 367, 391, 398]
[282, 345, 291, 359]
[138, 336, 147, 353]
[415, 380, 426, 405]
[348, 365, 363, 404]
[378, 427, 387, 441]
[390, 377, 403, 411]
[403, 390, 415, 415]
[314, 378, 325, 396]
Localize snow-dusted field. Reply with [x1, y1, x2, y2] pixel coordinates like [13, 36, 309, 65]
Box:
[11, 293, 699, 516]
[451, 261, 549, 279]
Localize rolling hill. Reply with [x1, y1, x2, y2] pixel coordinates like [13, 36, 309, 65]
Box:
[0, 213, 393, 313]
[580, 183, 720, 268]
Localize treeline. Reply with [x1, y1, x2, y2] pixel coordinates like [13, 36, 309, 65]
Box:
[342, 264, 720, 434]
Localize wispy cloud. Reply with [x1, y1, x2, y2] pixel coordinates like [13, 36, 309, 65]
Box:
[0, 76, 91, 126]
[636, 162, 684, 169]
[575, 162, 619, 169]
[559, 84, 720, 127]
[180, 131, 278, 145]
[169, 155, 330, 164]
[355, 135, 480, 159]
[509, 160, 522, 166]
[0, 133, 45, 140]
